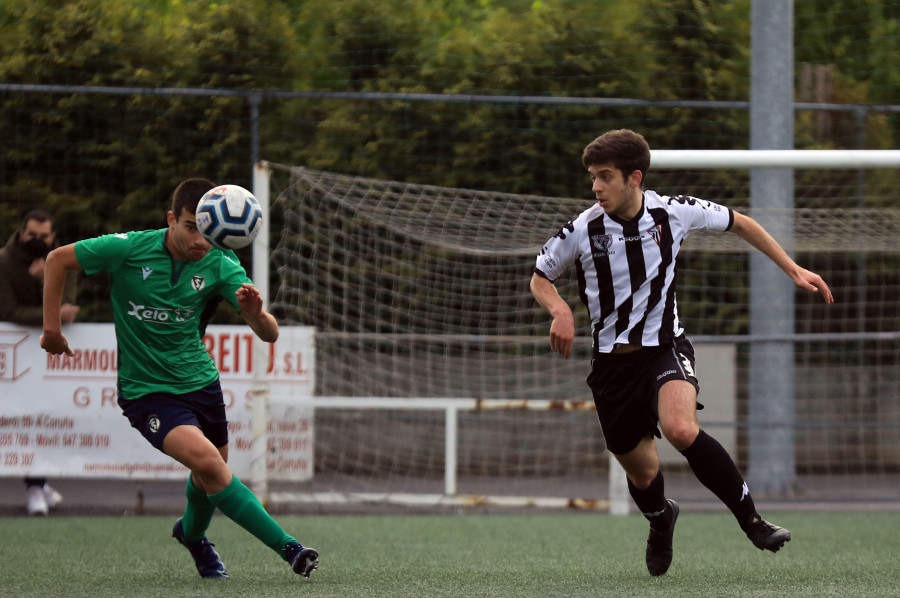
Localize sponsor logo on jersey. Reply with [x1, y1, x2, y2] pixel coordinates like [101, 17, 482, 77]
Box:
[540, 247, 558, 270]
[141, 266, 153, 280]
[191, 275, 205, 291]
[126, 301, 195, 324]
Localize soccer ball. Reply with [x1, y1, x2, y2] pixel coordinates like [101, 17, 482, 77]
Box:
[195, 184, 262, 250]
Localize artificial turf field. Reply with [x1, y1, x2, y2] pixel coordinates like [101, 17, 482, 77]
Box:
[1, 511, 896, 597]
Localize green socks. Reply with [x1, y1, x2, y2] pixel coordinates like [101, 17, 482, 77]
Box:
[207, 475, 297, 557]
[181, 475, 216, 542]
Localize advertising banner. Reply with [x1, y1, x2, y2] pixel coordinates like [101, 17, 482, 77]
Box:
[0, 323, 314, 480]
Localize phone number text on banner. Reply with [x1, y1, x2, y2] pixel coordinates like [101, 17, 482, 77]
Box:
[0, 323, 314, 480]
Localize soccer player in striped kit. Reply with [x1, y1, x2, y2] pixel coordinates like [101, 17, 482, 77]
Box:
[531, 129, 833, 576]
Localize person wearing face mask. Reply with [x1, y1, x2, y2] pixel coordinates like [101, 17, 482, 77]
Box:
[0, 208, 79, 515]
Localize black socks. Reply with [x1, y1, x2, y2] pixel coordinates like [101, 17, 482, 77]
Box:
[680, 429, 757, 526]
[628, 470, 673, 530]
[625, 429, 759, 530]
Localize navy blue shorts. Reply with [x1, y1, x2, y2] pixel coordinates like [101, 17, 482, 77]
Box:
[117, 379, 229, 453]
[587, 335, 702, 455]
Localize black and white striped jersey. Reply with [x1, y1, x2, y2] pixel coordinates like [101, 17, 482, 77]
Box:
[535, 190, 734, 353]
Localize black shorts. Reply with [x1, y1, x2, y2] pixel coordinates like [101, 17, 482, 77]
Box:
[586, 335, 701, 455]
[117, 379, 229, 453]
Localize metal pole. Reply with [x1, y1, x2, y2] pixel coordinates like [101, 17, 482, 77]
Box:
[445, 406, 458, 495]
[855, 107, 868, 334]
[249, 162, 271, 499]
[748, 0, 796, 494]
[249, 92, 261, 168]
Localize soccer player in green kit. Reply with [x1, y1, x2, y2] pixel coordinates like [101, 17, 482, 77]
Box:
[40, 178, 318, 580]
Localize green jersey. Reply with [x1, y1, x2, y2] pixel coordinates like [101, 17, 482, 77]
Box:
[75, 229, 251, 399]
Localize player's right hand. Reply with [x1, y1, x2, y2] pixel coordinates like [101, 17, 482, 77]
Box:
[40, 330, 74, 356]
[549, 316, 575, 359]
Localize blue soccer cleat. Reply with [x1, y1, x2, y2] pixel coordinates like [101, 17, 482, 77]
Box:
[172, 517, 229, 579]
[284, 541, 319, 578]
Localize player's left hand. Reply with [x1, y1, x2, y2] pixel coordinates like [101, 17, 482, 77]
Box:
[237, 283, 279, 343]
[791, 268, 834, 303]
[236, 283, 263, 316]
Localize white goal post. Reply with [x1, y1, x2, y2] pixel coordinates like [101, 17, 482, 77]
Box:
[650, 149, 900, 169]
[273, 397, 616, 510]
[250, 149, 900, 513]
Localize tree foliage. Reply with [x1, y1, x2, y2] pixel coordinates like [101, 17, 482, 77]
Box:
[0, 0, 896, 238]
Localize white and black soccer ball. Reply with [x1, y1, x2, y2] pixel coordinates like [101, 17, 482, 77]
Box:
[195, 184, 262, 250]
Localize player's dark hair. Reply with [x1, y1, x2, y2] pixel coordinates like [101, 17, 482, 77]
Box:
[582, 129, 651, 185]
[21, 208, 52, 229]
[171, 178, 216, 219]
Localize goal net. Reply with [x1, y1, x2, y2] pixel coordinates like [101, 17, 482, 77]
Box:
[262, 154, 900, 511]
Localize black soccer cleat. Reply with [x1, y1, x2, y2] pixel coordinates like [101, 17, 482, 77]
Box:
[172, 517, 229, 579]
[284, 541, 319, 578]
[744, 515, 791, 552]
[645, 499, 679, 576]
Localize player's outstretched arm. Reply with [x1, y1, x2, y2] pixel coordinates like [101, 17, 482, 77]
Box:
[530, 273, 576, 359]
[41, 244, 81, 356]
[729, 212, 834, 303]
[237, 283, 280, 343]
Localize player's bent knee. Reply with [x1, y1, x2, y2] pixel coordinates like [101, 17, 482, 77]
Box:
[189, 459, 233, 493]
[661, 424, 699, 452]
[627, 470, 660, 489]
[617, 457, 660, 488]
[184, 445, 228, 473]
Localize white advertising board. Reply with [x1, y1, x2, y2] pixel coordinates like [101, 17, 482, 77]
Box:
[0, 323, 314, 480]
